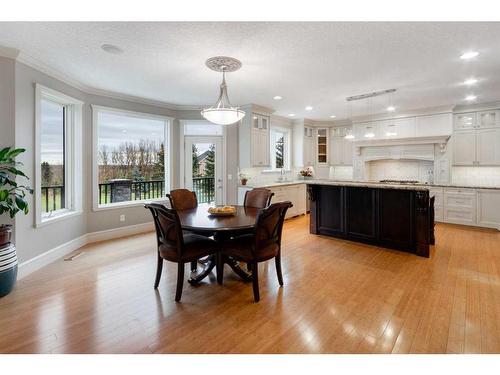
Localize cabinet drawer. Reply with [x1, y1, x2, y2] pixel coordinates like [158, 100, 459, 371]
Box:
[444, 207, 476, 224]
[444, 189, 476, 207]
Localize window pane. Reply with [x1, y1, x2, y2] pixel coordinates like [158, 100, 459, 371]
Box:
[97, 110, 166, 206]
[40, 99, 65, 214]
[275, 132, 284, 169]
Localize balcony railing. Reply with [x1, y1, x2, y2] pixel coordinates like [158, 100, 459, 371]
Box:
[41, 185, 65, 213]
[44, 178, 215, 209]
[193, 176, 215, 204]
[99, 180, 165, 205]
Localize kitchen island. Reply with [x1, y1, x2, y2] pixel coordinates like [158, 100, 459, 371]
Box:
[307, 181, 433, 257]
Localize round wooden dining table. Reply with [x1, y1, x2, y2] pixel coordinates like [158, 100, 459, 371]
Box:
[176, 203, 259, 284]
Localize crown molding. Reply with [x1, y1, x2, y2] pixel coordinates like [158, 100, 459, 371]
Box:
[453, 100, 500, 113]
[14, 51, 209, 113]
[0, 46, 20, 60]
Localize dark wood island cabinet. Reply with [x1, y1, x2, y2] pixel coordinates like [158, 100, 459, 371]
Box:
[307, 182, 433, 257]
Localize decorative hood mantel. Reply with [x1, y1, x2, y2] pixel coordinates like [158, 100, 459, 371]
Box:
[352, 135, 450, 157]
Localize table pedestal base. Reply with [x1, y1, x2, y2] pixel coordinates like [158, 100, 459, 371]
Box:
[188, 255, 251, 284]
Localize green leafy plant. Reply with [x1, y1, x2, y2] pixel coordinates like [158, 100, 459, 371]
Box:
[0, 147, 33, 218]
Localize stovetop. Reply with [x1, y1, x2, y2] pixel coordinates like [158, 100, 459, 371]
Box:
[379, 179, 421, 184]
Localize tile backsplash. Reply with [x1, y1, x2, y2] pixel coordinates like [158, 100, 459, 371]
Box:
[366, 160, 434, 182]
[451, 167, 500, 187]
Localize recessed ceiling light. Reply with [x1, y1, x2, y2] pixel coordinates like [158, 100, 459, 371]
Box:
[387, 106, 396, 112]
[460, 51, 479, 60]
[273, 96, 283, 100]
[329, 115, 336, 118]
[465, 95, 477, 101]
[288, 113, 296, 117]
[101, 44, 124, 55]
[305, 106, 313, 111]
[464, 78, 478, 85]
[122, 129, 127, 133]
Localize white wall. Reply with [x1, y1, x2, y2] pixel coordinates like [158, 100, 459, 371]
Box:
[0, 57, 16, 228]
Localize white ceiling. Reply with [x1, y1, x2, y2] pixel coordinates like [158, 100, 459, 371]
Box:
[1, 22, 500, 120]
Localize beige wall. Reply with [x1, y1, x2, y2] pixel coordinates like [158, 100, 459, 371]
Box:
[6, 59, 240, 264]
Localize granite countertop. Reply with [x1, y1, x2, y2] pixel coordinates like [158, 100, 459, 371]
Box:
[239, 179, 500, 191]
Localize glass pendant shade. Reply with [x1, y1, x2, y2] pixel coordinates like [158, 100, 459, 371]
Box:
[201, 70, 245, 125]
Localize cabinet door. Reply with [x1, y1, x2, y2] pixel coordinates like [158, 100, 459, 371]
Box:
[454, 113, 476, 131]
[317, 128, 328, 164]
[259, 130, 270, 166]
[378, 189, 413, 249]
[476, 128, 500, 165]
[330, 137, 343, 165]
[342, 139, 353, 165]
[260, 116, 269, 130]
[477, 190, 500, 229]
[477, 110, 500, 129]
[317, 186, 344, 235]
[416, 114, 451, 136]
[251, 129, 261, 166]
[345, 187, 376, 240]
[452, 131, 476, 165]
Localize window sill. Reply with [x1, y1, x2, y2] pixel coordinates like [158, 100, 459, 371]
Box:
[37, 209, 83, 228]
[93, 198, 170, 212]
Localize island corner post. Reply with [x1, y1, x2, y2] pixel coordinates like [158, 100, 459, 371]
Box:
[307, 183, 432, 258]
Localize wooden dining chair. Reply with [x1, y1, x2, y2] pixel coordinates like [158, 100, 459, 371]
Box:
[145, 203, 218, 302]
[166, 189, 198, 210]
[166, 189, 207, 273]
[244, 188, 274, 209]
[218, 201, 293, 302]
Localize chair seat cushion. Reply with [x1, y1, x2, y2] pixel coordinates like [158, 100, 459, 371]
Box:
[221, 234, 279, 262]
[159, 233, 217, 262]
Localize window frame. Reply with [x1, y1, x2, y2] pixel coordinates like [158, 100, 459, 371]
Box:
[91, 105, 173, 211]
[35, 84, 83, 227]
[265, 126, 291, 172]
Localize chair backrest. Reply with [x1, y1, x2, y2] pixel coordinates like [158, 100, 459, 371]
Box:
[167, 189, 198, 210]
[145, 203, 184, 259]
[253, 201, 292, 256]
[244, 188, 274, 209]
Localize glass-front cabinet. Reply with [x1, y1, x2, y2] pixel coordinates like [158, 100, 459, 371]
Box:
[316, 128, 328, 164]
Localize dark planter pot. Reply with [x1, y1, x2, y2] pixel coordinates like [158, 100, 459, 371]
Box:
[0, 224, 12, 247]
[0, 225, 17, 298]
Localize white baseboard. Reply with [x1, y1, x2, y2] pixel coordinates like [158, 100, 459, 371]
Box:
[17, 222, 154, 280]
[17, 234, 87, 279]
[86, 222, 154, 243]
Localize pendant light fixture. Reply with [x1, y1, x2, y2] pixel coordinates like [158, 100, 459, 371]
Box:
[201, 56, 246, 125]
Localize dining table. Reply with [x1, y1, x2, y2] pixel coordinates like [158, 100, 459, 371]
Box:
[176, 203, 259, 284]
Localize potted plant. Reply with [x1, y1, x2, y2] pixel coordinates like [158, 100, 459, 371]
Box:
[239, 173, 250, 186]
[0, 147, 32, 298]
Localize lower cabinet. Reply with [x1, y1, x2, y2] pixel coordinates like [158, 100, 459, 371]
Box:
[317, 186, 343, 235]
[237, 184, 307, 220]
[430, 187, 500, 230]
[378, 189, 413, 248]
[345, 187, 376, 240]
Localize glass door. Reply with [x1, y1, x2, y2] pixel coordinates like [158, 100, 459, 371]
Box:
[184, 136, 223, 205]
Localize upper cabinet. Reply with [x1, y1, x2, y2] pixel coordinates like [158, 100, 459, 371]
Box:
[452, 109, 500, 166]
[415, 113, 452, 136]
[316, 128, 329, 164]
[330, 126, 353, 166]
[353, 113, 452, 141]
[303, 126, 315, 167]
[238, 105, 272, 169]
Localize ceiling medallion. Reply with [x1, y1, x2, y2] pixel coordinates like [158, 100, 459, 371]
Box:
[201, 56, 245, 126]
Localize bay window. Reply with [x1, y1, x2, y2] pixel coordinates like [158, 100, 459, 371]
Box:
[92, 106, 171, 209]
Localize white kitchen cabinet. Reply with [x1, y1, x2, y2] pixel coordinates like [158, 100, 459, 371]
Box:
[443, 188, 477, 226]
[429, 187, 444, 222]
[477, 110, 500, 129]
[452, 130, 476, 165]
[415, 113, 452, 137]
[354, 122, 380, 140]
[250, 114, 270, 167]
[476, 128, 500, 165]
[269, 184, 307, 219]
[239, 106, 272, 169]
[380, 117, 416, 138]
[454, 113, 476, 131]
[316, 128, 329, 164]
[477, 190, 500, 229]
[303, 127, 315, 166]
[330, 136, 353, 166]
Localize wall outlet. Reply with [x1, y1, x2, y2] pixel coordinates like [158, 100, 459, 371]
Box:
[228, 174, 232, 180]
[119, 214, 126, 222]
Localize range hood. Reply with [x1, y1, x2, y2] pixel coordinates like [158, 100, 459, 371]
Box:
[352, 135, 450, 160]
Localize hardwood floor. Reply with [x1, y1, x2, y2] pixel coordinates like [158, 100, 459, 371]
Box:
[1, 215, 500, 353]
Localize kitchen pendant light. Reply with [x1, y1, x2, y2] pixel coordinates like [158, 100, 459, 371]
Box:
[201, 56, 245, 125]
